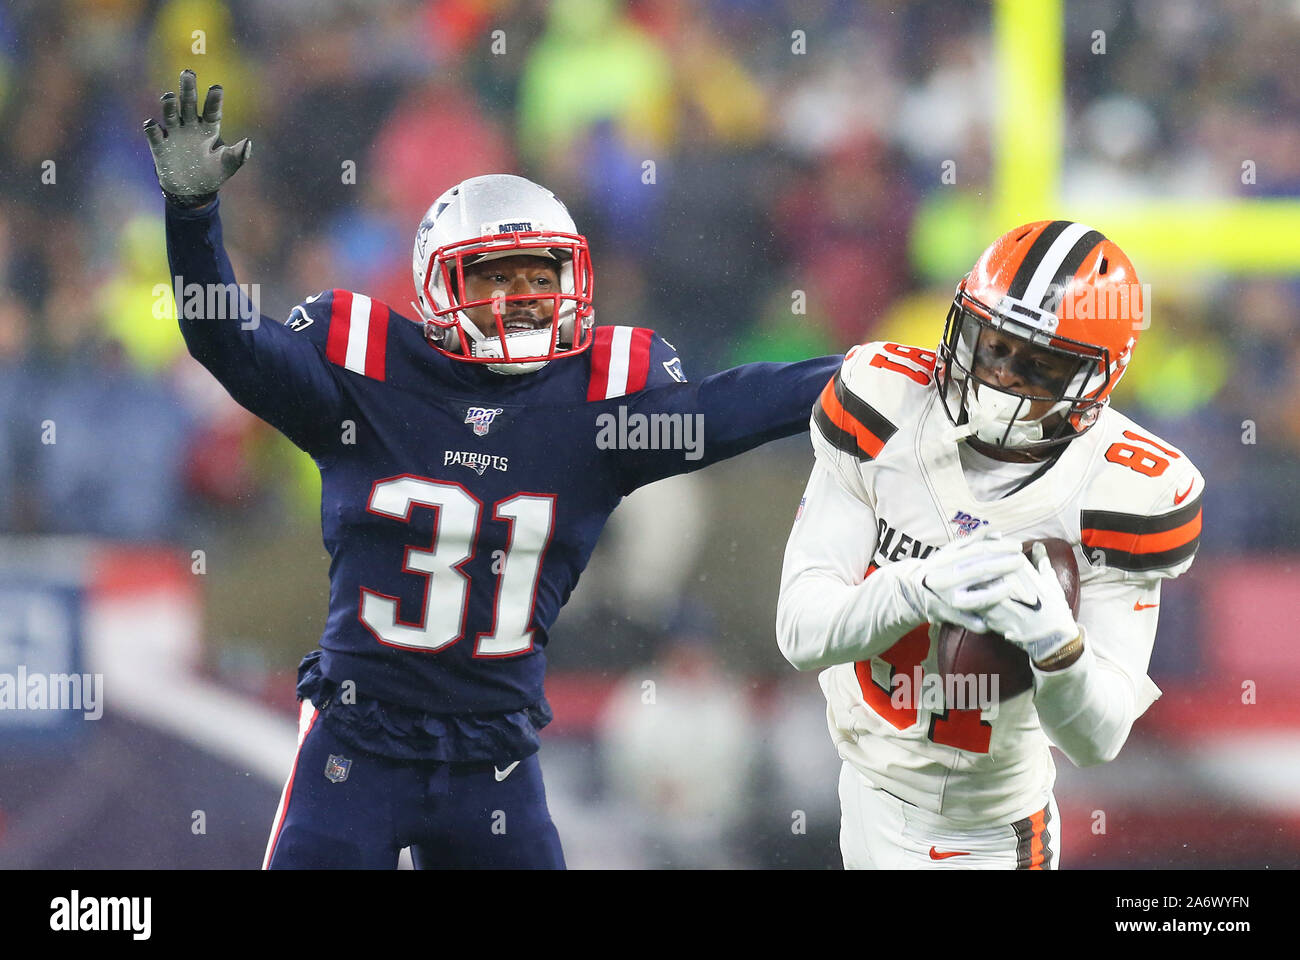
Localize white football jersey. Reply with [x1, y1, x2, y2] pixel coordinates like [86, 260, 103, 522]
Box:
[777, 341, 1204, 828]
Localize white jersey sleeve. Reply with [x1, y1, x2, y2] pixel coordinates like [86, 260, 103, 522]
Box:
[777, 344, 937, 671]
[1078, 426, 1205, 582]
[776, 461, 927, 671]
[1031, 578, 1162, 766]
[1034, 422, 1206, 767]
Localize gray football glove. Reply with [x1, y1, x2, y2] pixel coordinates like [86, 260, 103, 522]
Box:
[143, 69, 251, 207]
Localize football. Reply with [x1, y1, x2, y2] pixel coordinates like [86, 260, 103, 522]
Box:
[934, 537, 1080, 700]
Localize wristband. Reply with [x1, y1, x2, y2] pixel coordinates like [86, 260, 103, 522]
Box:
[1034, 632, 1084, 671]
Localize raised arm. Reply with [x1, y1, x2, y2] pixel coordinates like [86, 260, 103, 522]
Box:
[146, 70, 346, 456]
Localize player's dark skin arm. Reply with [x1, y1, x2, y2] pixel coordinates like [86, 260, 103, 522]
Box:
[146, 69, 345, 455]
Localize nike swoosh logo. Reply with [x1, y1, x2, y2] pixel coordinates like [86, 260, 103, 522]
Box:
[494, 761, 521, 782]
[1010, 597, 1042, 611]
[929, 847, 970, 860]
[1174, 481, 1194, 505]
[1133, 601, 1159, 611]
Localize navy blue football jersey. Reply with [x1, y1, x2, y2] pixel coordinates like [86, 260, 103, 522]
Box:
[168, 200, 841, 762]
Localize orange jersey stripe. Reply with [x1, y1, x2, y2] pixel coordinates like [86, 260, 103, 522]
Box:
[818, 378, 886, 460]
[1082, 509, 1202, 555]
[1028, 808, 1046, 870]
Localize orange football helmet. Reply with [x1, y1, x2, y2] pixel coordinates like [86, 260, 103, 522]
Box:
[937, 220, 1143, 450]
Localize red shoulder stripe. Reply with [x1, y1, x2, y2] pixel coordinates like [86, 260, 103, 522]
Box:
[625, 327, 654, 394]
[323, 290, 389, 381]
[326, 289, 352, 368]
[587, 326, 616, 401]
[364, 300, 389, 381]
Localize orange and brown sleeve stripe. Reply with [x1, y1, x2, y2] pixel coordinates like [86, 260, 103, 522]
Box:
[813, 371, 898, 462]
[1081, 493, 1202, 572]
[1013, 805, 1054, 870]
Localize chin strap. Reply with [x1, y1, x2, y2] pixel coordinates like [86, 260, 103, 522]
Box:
[948, 382, 1066, 447]
[468, 325, 555, 375]
[416, 301, 552, 375]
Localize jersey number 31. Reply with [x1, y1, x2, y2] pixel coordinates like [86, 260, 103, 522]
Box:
[358, 475, 554, 657]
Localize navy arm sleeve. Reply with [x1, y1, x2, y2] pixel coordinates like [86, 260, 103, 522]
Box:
[165, 198, 346, 456]
[613, 341, 841, 493]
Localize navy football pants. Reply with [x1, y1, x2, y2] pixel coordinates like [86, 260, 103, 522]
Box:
[264, 701, 566, 869]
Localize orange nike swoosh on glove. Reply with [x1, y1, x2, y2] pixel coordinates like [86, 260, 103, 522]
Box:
[1134, 601, 1159, 611]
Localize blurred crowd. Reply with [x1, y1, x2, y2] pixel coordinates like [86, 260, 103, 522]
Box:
[0, 0, 1297, 871]
[0, 0, 1297, 630]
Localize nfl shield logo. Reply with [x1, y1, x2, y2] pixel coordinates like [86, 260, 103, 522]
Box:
[324, 755, 351, 783]
[465, 406, 504, 437]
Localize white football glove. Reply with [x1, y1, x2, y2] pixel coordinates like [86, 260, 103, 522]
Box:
[983, 542, 1080, 664]
[143, 69, 251, 206]
[899, 529, 1026, 633]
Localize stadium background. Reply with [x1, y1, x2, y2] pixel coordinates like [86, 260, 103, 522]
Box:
[1, 0, 1298, 869]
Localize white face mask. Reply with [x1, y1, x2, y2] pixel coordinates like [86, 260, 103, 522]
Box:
[948, 381, 1067, 447]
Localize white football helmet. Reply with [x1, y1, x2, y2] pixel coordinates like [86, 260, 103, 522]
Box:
[411, 174, 595, 375]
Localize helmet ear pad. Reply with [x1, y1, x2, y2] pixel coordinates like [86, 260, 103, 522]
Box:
[423, 320, 462, 355]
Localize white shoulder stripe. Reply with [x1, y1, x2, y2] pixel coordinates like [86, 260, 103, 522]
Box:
[604, 325, 632, 399]
[344, 292, 373, 375]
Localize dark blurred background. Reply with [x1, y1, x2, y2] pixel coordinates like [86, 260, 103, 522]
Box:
[0, 0, 1297, 868]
